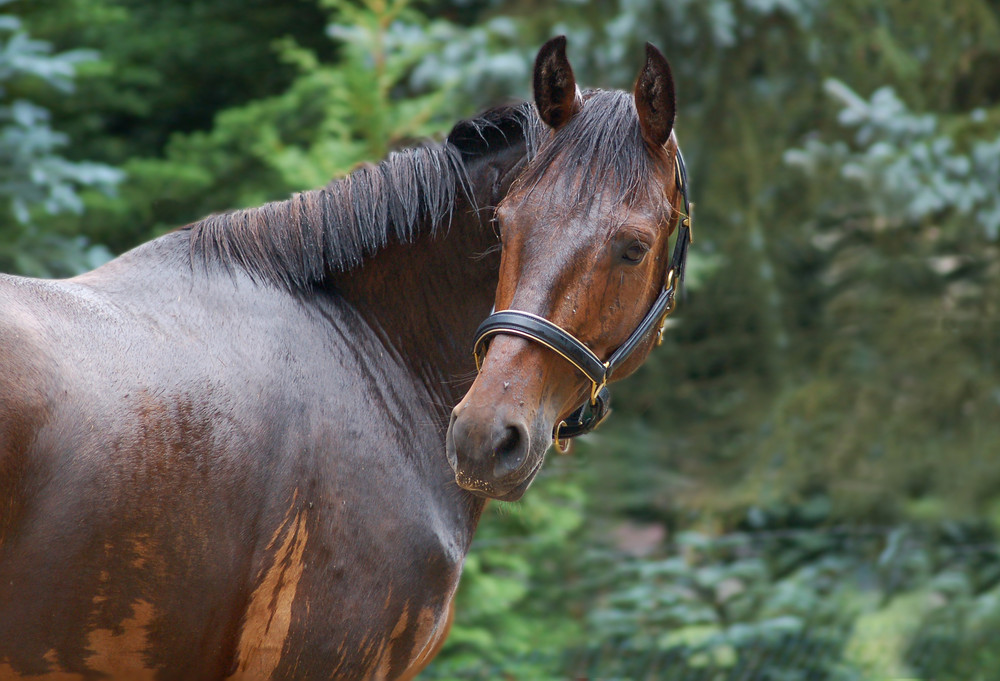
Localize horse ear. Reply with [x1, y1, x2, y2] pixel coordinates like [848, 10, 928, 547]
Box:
[533, 35, 581, 130]
[633, 42, 676, 148]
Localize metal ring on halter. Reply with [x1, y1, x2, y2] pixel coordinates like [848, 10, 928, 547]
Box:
[553, 423, 570, 454]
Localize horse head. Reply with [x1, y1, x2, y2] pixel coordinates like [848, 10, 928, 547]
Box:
[447, 37, 691, 501]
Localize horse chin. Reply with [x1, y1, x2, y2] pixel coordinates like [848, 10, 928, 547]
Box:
[451, 453, 544, 502]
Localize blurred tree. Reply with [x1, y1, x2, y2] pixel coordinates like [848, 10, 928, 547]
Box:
[0, 0, 121, 276]
[22, 0, 472, 252]
[17, 0, 337, 161]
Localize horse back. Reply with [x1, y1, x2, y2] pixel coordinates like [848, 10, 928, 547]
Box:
[0, 254, 278, 679]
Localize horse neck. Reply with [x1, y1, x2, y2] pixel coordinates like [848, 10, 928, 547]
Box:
[332, 146, 525, 412]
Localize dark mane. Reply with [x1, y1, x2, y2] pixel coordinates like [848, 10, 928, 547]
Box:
[187, 102, 539, 291]
[186, 90, 657, 290]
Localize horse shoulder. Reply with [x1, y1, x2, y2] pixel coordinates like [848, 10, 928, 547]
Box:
[222, 383, 468, 680]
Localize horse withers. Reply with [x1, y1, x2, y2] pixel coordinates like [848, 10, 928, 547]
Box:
[0, 37, 690, 680]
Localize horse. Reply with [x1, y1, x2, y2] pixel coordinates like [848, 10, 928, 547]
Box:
[0, 37, 690, 680]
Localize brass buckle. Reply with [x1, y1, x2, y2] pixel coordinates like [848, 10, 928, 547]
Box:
[655, 269, 676, 347]
[655, 317, 668, 347]
[655, 303, 674, 347]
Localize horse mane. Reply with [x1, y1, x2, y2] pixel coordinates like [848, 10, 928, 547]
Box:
[186, 90, 657, 290]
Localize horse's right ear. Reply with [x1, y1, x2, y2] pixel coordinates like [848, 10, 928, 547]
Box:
[533, 36, 582, 130]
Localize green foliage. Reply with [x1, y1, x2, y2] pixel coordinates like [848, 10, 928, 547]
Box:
[33, 0, 471, 251]
[429, 491, 1000, 679]
[17, 0, 338, 161]
[573, 531, 860, 680]
[788, 80, 1000, 239]
[0, 0, 120, 276]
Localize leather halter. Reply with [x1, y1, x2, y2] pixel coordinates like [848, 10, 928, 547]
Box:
[473, 144, 693, 450]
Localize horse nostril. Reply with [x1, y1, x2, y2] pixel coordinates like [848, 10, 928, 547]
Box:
[492, 423, 528, 477]
[495, 425, 519, 457]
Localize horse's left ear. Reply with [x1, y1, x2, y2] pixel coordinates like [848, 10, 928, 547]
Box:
[633, 43, 676, 148]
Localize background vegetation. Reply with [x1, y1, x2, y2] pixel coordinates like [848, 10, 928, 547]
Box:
[3, 0, 998, 677]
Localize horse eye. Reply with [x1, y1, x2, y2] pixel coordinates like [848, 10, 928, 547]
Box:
[622, 240, 649, 265]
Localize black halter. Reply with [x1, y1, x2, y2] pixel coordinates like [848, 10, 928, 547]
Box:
[473, 145, 693, 450]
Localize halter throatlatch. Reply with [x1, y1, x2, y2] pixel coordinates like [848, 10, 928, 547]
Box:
[473, 146, 693, 451]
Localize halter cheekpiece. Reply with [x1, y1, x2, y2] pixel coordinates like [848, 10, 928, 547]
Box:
[473, 145, 693, 451]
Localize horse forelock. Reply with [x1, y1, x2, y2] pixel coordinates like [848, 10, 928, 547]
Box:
[186, 105, 536, 291]
[510, 89, 673, 224]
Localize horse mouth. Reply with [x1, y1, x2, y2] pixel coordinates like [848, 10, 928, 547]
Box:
[453, 472, 500, 499]
[452, 455, 544, 502]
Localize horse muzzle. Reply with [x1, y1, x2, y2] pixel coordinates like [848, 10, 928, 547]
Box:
[445, 400, 548, 501]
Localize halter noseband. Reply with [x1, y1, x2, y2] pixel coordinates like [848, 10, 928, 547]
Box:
[473, 145, 693, 451]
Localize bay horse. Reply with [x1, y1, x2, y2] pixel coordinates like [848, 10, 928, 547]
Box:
[0, 37, 690, 680]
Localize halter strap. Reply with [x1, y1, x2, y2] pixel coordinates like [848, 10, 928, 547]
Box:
[473, 144, 693, 447]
